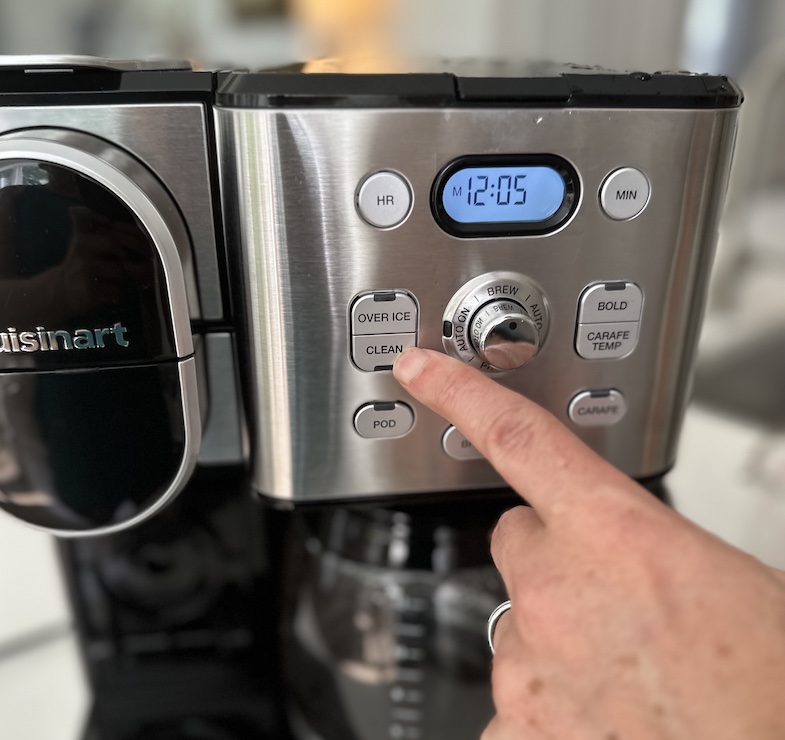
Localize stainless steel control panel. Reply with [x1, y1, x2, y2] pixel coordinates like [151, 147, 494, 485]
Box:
[217, 66, 740, 503]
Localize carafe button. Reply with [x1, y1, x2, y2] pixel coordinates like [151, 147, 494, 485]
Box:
[568, 390, 628, 426]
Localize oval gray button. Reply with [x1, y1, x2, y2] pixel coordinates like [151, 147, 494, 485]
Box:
[442, 426, 484, 460]
[568, 390, 628, 427]
[354, 402, 414, 439]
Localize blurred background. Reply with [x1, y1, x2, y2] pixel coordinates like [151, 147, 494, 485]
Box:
[1, 0, 784, 737]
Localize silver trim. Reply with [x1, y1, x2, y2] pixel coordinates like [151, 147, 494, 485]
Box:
[4, 358, 202, 539]
[0, 55, 191, 71]
[198, 333, 246, 466]
[0, 130, 195, 357]
[0, 104, 221, 320]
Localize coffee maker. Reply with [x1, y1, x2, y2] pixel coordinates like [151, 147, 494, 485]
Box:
[0, 57, 741, 739]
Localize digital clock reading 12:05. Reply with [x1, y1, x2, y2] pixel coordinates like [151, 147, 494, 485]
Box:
[432, 155, 580, 238]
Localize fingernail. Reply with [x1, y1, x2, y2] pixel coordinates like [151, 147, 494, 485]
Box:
[393, 347, 428, 385]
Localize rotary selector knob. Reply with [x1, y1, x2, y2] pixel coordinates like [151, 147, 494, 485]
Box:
[443, 272, 550, 374]
[470, 301, 539, 371]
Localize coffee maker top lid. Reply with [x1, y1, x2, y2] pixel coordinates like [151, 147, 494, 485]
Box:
[215, 57, 742, 110]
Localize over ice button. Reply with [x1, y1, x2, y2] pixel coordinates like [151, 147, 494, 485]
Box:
[351, 291, 418, 335]
[569, 390, 628, 427]
[576, 322, 639, 360]
[354, 402, 414, 439]
[352, 333, 416, 372]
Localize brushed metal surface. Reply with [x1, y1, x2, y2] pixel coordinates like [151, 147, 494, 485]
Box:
[217, 104, 738, 503]
[0, 104, 222, 320]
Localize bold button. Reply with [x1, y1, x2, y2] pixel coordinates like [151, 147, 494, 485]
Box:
[352, 333, 417, 372]
[354, 402, 414, 439]
[578, 282, 643, 324]
[351, 291, 418, 335]
[442, 426, 484, 460]
[356, 171, 413, 228]
[599, 167, 650, 221]
[575, 322, 639, 360]
[568, 390, 628, 427]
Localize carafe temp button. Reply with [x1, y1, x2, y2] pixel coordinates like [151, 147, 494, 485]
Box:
[569, 390, 628, 427]
[575, 322, 639, 360]
[354, 402, 414, 439]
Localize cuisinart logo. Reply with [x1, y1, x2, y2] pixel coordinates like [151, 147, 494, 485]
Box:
[0, 322, 129, 353]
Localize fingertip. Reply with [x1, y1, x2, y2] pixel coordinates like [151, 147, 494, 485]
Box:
[393, 346, 431, 386]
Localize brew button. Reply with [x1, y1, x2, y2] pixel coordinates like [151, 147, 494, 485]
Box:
[354, 402, 415, 439]
[568, 390, 628, 427]
[599, 167, 651, 221]
[442, 426, 484, 461]
[351, 291, 418, 335]
[356, 171, 413, 228]
[575, 322, 640, 360]
[578, 282, 643, 324]
[352, 333, 417, 372]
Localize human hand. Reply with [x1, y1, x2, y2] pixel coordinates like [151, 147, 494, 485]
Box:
[393, 347, 785, 740]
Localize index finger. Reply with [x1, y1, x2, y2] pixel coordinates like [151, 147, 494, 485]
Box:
[393, 347, 636, 519]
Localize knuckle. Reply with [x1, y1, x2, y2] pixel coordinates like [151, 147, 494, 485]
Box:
[483, 404, 539, 466]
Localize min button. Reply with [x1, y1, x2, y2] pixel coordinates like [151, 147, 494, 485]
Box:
[599, 167, 650, 221]
[356, 171, 413, 229]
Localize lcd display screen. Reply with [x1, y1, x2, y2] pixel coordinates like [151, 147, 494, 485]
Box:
[441, 166, 566, 224]
[431, 155, 579, 237]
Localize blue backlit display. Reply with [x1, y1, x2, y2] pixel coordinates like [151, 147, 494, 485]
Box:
[441, 166, 567, 224]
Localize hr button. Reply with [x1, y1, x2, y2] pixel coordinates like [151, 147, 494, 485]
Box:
[356, 171, 413, 229]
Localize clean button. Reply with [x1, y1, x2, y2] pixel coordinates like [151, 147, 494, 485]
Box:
[354, 402, 415, 439]
[352, 333, 417, 372]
